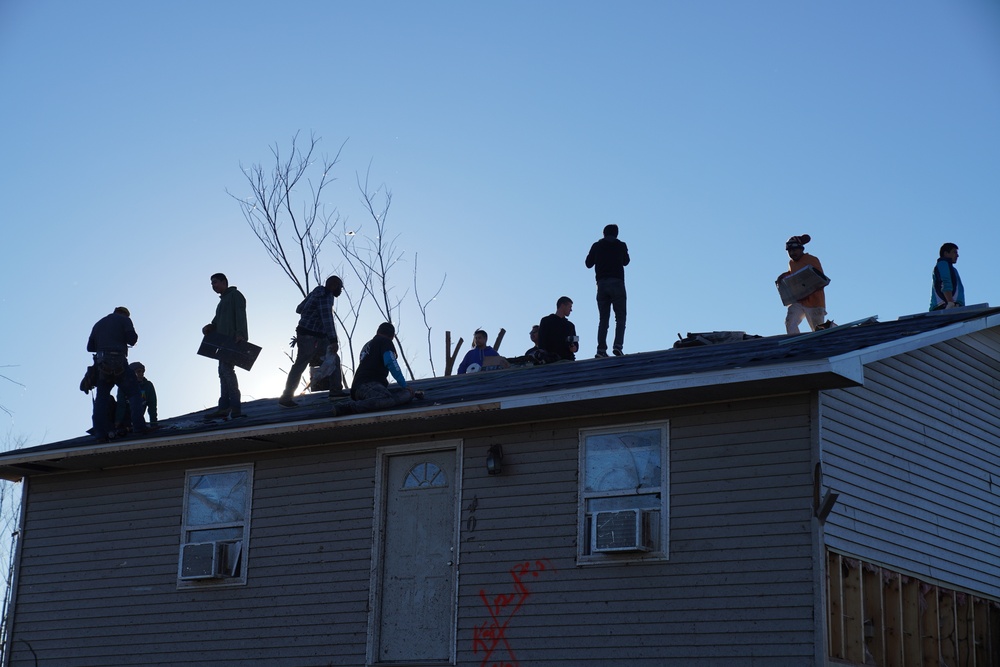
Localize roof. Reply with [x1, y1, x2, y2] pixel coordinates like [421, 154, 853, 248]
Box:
[1, 305, 996, 481]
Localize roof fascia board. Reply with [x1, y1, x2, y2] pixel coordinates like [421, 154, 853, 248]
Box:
[0, 403, 493, 473]
[500, 356, 865, 410]
[0, 356, 864, 474]
[830, 314, 1000, 368]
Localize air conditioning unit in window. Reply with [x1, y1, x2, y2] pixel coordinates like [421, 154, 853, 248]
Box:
[591, 509, 651, 553]
[180, 541, 222, 580]
[180, 540, 243, 580]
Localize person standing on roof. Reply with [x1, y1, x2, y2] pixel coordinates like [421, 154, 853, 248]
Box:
[585, 224, 630, 357]
[202, 273, 248, 419]
[930, 243, 964, 311]
[87, 306, 148, 441]
[334, 322, 420, 416]
[777, 234, 828, 335]
[278, 276, 344, 407]
[536, 296, 579, 362]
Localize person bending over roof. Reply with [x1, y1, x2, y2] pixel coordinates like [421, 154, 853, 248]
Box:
[334, 322, 420, 416]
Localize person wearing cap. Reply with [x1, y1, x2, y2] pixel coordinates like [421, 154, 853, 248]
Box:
[776, 234, 828, 334]
[278, 275, 344, 407]
[930, 243, 964, 311]
[585, 224, 630, 357]
[457, 329, 502, 374]
[115, 362, 157, 432]
[202, 273, 248, 419]
[333, 322, 418, 416]
[86, 306, 148, 441]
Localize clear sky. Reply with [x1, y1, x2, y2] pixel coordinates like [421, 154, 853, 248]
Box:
[1, 1, 998, 446]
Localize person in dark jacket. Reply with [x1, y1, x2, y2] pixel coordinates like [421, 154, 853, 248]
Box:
[202, 273, 248, 419]
[334, 322, 418, 416]
[585, 224, 630, 357]
[536, 296, 578, 362]
[86, 306, 147, 441]
[115, 362, 157, 432]
[279, 275, 343, 407]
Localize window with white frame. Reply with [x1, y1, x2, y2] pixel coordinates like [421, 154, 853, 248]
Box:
[178, 464, 253, 586]
[579, 422, 668, 561]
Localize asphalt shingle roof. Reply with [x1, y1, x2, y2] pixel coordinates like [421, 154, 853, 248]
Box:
[2, 305, 997, 472]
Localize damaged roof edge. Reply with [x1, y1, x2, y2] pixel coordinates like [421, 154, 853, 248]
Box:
[500, 356, 865, 410]
[843, 310, 1000, 367]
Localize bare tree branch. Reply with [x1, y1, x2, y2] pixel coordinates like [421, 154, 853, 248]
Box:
[336, 163, 417, 380]
[413, 254, 446, 378]
[226, 131, 346, 298]
[0, 368, 24, 419]
[230, 134, 446, 388]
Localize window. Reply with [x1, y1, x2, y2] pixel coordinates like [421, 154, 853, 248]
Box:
[402, 462, 447, 489]
[178, 464, 253, 586]
[579, 422, 668, 562]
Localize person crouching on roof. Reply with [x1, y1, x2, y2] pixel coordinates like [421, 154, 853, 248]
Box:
[333, 323, 420, 416]
[457, 329, 501, 374]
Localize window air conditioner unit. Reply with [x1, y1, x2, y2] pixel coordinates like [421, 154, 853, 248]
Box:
[180, 541, 225, 580]
[591, 509, 651, 553]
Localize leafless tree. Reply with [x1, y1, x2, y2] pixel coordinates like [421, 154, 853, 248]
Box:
[413, 254, 446, 378]
[0, 369, 23, 419]
[232, 134, 446, 386]
[0, 432, 25, 661]
[228, 131, 346, 298]
[336, 165, 416, 379]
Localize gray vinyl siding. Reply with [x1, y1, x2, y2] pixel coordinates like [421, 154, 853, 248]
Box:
[820, 329, 1000, 598]
[8, 394, 819, 666]
[455, 394, 818, 667]
[10, 447, 381, 667]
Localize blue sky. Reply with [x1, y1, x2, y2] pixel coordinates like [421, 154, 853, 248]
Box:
[1, 1, 998, 445]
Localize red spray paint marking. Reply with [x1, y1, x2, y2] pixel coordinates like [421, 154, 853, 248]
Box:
[472, 559, 554, 667]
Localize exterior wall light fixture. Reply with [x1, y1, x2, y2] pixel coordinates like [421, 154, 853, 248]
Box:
[486, 445, 504, 475]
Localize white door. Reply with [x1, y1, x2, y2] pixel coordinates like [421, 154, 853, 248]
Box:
[372, 447, 459, 663]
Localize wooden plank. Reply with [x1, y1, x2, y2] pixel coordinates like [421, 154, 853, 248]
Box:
[903, 576, 922, 664]
[863, 563, 886, 665]
[975, 597, 1000, 667]
[828, 554, 845, 658]
[940, 588, 957, 665]
[842, 557, 864, 662]
[991, 602, 1000, 667]
[883, 570, 905, 667]
[957, 593, 973, 667]
[923, 585, 941, 667]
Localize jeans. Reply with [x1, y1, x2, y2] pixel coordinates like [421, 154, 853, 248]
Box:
[349, 382, 413, 413]
[218, 361, 241, 415]
[281, 334, 326, 399]
[596, 277, 627, 353]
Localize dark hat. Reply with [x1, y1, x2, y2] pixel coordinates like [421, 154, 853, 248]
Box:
[785, 234, 811, 250]
[114, 306, 131, 317]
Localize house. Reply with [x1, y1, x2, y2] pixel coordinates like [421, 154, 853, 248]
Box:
[1, 306, 998, 667]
